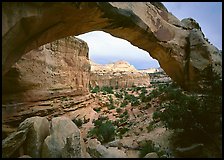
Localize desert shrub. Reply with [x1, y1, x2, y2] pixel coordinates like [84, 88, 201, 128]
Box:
[117, 127, 129, 138]
[60, 96, 69, 101]
[120, 100, 128, 108]
[116, 107, 122, 113]
[139, 140, 167, 158]
[142, 103, 151, 110]
[88, 116, 115, 143]
[140, 87, 147, 94]
[93, 107, 101, 113]
[131, 99, 140, 106]
[139, 140, 156, 158]
[101, 86, 114, 94]
[124, 93, 140, 106]
[72, 118, 83, 128]
[152, 79, 222, 156]
[115, 92, 123, 98]
[107, 95, 116, 110]
[108, 104, 115, 110]
[119, 109, 129, 119]
[147, 122, 155, 132]
[91, 86, 100, 93]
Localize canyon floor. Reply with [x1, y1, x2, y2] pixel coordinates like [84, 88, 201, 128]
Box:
[2, 82, 222, 158]
[72, 85, 173, 158]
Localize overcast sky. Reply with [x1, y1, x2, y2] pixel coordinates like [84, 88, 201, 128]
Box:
[76, 2, 222, 70]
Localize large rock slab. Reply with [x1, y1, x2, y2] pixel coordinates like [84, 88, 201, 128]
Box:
[41, 116, 82, 158]
[2, 128, 29, 158]
[18, 116, 50, 158]
[61, 132, 82, 158]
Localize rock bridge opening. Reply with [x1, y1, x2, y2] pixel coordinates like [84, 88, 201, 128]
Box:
[2, 2, 222, 148]
[2, 2, 221, 102]
[77, 30, 163, 89]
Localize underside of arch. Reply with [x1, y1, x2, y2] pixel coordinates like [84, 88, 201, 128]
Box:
[2, 2, 222, 91]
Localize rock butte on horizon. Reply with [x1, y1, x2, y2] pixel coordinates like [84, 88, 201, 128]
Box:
[90, 60, 151, 88]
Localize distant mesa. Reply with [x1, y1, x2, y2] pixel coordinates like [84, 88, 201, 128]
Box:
[90, 60, 150, 88]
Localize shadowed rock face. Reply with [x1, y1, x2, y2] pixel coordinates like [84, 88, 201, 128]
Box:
[2, 2, 222, 91]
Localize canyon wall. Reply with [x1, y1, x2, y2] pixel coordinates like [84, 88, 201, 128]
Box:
[2, 37, 90, 104]
[90, 61, 150, 88]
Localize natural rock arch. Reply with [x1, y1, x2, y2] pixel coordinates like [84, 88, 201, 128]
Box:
[2, 2, 221, 91]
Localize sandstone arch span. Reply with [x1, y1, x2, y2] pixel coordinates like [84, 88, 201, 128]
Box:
[2, 2, 221, 91]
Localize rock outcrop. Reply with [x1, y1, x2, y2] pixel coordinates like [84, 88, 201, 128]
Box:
[2, 2, 222, 91]
[90, 61, 150, 88]
[87, 138, 127, 158]
[2, 129, 29, 158]
[144, 152, 159, 158]
[18, 117, 50, 158]
[2, 36, 91, 128]
[140, 67, 172, 85]
[41, 116, 82, 158]
[2, 116, 86, 158]
[2, 36, 90, 104]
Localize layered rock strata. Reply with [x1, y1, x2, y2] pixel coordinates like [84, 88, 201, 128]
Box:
[90, 61, 150, 88]
[2, 37, 91, 133]
[2, 36, 90, 104]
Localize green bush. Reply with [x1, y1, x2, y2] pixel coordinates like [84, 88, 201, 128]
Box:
[116, 107, 122, 113]
[139, 140, 167, 158]
[119, 110, 129, 119]
[101, 86, 114, 94]
[139, 140, 156, 158]
[124, 93, 140, 106]
[115, 92, 123, 98]
[117, 127, 129, 138]
[120, 100, 128, 108]
[88, 116, 115, 143]
[152, 81, 222, 156]
[147, 122, 155, 132]
[72, 118, 83, 128]
[108, 104, 115, 110]
[91, 86, 100, 93]
[93, 107, 101, 113]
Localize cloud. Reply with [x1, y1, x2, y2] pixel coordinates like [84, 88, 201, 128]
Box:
[76, 31, 160, 69]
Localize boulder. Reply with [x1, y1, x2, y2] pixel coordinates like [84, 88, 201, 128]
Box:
[107, 139, 123, 148]
[41, 116, 82, 158]
[2, 128, 29, 158]
[18, 155, 32, 158]
[86, 138, 127, 158]
[144, 152, 159, 158]
[86, 138, 108, 158]
[61, 132, 82, 158]
[103, 147, 127, 158]
[18, 116, 50, 158]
